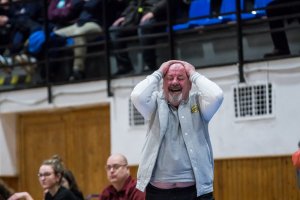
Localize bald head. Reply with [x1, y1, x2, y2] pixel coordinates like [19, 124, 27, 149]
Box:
[107, 154, 128, 165]
[105, 154, 129, 191]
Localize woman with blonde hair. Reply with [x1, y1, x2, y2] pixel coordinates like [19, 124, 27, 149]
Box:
[38, 155, 77, 200]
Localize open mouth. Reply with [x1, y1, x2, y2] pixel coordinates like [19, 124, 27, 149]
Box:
[169, 86, 182, 92]
[170, 89, 181, 92]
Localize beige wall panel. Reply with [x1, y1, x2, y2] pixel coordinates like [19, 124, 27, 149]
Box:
[19, 114, 67, 200]
[65, 106, 111, 196]
[18, 105, 110, 199]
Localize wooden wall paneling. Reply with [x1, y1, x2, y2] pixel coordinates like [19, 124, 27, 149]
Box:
[19, 112, 69, 200]
[18, 105, 111, 200]
[241, 159, 250, 198]
[65, 105, 111, 196]
[270, 158, 276, 197]
[0, 177, 18, 194]
[213, 156, 300, 200]
[235, 159, 242, 198]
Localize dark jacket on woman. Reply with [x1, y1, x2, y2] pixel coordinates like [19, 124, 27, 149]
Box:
[45, 186, 77, 200]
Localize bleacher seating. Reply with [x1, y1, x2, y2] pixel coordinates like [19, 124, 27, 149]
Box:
[174, 0, 273, 31]
[224, 0, 273, 20]
[216, 0, 250, 22]
[173, 0, 221, 31]
[216, 0, 273, 22]
[1, 0, 300, 92]
[248, 0, 273, 18]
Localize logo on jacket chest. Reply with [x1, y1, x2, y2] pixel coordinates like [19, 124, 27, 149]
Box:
[191, 105, 199, 113]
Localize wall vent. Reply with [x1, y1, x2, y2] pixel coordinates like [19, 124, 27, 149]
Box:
[233, 83, 274, 120]
[129, 99, 145, 126]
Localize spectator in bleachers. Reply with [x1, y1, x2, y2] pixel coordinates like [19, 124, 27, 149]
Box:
[61, 169, 85, 200]
[53, 0, 127, 80]
[264, 0, 300, 58]
[0, 0, 10, 55]
[5, 0, 42, 55]
[38, 155, 77, 200]
[100, 153, 145, 200]
[48, 0, 84, 30]
[36, 0, 85, 82]
[22, 0, 85, 83]
[0, 0, 42, 73]
[109, 0, 168, 76]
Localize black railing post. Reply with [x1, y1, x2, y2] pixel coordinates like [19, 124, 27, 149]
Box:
[236, 0, 245, 83]
[166, 0, 175, 59]
[103, 0, 113, 97]
[43, 0, 53, 103]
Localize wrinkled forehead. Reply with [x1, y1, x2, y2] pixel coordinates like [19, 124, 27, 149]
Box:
[107, 155, 126, 165]
[169, 62, 184, 70]
[166, 63, 186, 76]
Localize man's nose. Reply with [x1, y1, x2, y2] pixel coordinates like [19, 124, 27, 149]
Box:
[109, 168, 115, 172]
[171, 78, 179, 83]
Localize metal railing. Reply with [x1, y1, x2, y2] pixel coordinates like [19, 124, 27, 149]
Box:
[0, 0, 299, 100]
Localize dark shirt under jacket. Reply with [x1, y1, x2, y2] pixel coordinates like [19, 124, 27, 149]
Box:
[45, 186, 77, 200]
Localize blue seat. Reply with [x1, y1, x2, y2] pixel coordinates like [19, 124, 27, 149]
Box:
[249, 0, 273, 18]
[172, 0, 273, 30]
[173, 0, 220, 31]
[188, 0, 246, 27]
[217, 0, 273, 22]
[216, 0, 254, 22]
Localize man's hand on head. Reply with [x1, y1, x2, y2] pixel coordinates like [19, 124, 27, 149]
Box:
[181, 61, 196, 77]
[158, 60, 174, 76]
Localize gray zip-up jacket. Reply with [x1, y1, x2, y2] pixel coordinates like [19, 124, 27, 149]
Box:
[131, 70, 223, 196]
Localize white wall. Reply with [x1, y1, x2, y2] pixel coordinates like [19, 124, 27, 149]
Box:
[208, 58, 300, 158]
[1, 57, 300, 175]
[0, 114, 17, 175]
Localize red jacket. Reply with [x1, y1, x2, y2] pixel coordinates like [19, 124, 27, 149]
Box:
[292, 150, 300, 169]
[100, 176, 145, 200]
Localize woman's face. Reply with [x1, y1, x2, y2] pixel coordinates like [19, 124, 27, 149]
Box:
[38, 165, 60, 190]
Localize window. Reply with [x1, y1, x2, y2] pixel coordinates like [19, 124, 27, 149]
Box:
[129, 99, 145, 126]
[233, 83, 274, 120]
